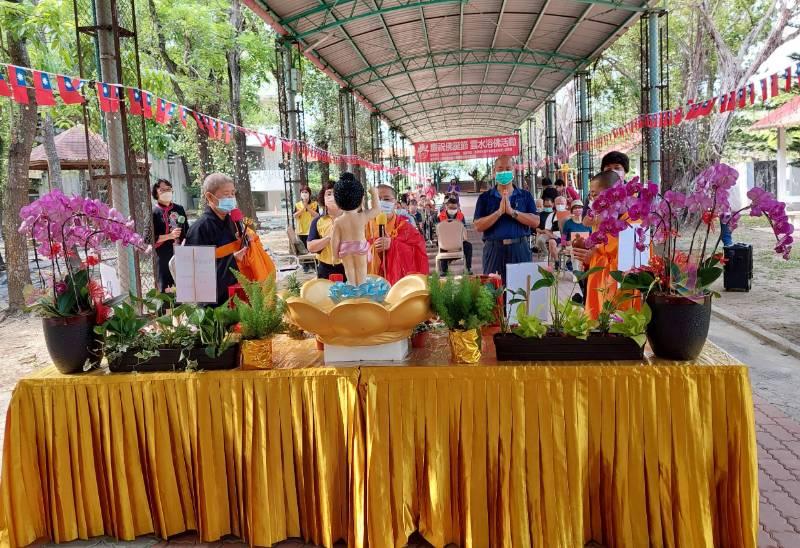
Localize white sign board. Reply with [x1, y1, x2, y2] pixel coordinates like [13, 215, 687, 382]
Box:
[174, 246, 217, 303]
[98, 262, 122, 298]
[617, 225, 650, 272]
[505, 262, 549, 324]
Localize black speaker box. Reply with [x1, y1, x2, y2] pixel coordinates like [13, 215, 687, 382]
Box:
[723, 243, 752, 292]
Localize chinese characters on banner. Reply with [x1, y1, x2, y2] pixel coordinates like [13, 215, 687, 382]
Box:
[414, 134, 520, 163]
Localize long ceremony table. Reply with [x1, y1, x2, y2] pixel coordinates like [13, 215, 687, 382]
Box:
[0, 334, 757, 547]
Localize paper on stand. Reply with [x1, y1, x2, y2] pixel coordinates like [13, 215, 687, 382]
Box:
[98, 262, 122, 298]
[617, 225, 650, 272]
[174, 246, 217, 303]
[505, 262, 549, 323]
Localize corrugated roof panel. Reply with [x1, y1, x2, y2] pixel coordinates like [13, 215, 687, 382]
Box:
[251, 0, 654, 140]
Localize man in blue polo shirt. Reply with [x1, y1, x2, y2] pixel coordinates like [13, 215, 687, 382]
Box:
[474, 154, 539, 282]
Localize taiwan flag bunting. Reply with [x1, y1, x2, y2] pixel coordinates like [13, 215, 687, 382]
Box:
[728, 90, 737, 111]
[166, 102, 176, 124]
[673, 106, 683, 125]
[760, 79, 768, 101]
[796, 62, 800, 87]
[697, 98, 716, 118]
[771, 74, 780, 97]
[785, 67, 793, 92]
[127, 88, 143, 116]
[9, 66, 30, 104]
[143, 92, 153, 119]
[192, 111, 205, 131]
[179, 106, 189, 127]
[96, 82, 120, 112]
[0, 70, 11, 98]
[737, 88, 746, 109]
[748, 83, 755, 105]
[57, 75, 84, 104]
[32, 71, 56, 106]
[718, 94, 728, 113]
[155, 98, 167, 124]
[224, 122, 231, 144]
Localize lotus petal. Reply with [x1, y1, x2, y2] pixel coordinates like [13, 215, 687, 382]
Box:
[285, 297, 336, 337]
[385, 274, 428, 305]
[300, 278, 335, 311]
[329, 299, 390, 337]
[387, 290, 432, 331]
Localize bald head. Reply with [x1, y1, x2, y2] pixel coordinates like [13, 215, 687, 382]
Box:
[494, 155, 513, 173]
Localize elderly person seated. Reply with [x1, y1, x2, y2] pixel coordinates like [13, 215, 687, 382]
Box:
[544, 195, 569, 265]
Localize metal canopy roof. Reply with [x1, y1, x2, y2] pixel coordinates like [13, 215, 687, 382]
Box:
[246, 0, 654, 143]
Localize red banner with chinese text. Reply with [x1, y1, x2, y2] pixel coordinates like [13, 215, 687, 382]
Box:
[414, 134, 520, 163]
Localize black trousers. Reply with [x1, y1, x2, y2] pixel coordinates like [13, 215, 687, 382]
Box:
[317, 261, 346, 281]
[439, 240, 473, 274]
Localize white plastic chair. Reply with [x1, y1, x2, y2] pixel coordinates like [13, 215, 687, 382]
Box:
[435, 220, 465, 269]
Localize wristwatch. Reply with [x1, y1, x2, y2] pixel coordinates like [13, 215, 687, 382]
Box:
[511, 209, 519, 220]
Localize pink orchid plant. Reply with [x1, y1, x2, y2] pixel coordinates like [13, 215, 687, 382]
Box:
[18, 189, 151, 321]
[586, 163, 793, 299]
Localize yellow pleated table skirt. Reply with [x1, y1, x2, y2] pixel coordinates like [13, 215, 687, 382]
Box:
[0, 335, 757, 548]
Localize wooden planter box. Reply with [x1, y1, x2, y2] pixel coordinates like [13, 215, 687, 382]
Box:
[493, 332, 644, 362]
[109, 344, 240, 372]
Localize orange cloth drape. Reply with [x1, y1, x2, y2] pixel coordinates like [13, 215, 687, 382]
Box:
[366, 216, 429, 284]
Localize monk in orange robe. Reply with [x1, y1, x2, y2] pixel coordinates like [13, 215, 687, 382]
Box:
[573, 171, 639, 320]
[366, 184, 429, 285]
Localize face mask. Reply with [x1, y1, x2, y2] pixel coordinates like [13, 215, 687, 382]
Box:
[447, 209, 458, 217]
[301, 193, 310, 201]
[613, 169, 626, 181]
[543, 207, 553, 213]
[556, 205, 567, 212]
[495, 170, 514, 185]
[216, 197, 236, 213]
[158, 191, 173, 204]
[379, 200, 395, 214]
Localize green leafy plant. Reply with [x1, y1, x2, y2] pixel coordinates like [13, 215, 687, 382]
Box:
[285, 272, 302, 298]
[232, 271, 285, 340]
[513, 306, 547, 339]
[608, 303, 652, 347]
[560, 300, 597, 340]
[427, 274, 496, 331]
[94, 300, 151, 364]
[188, 306, 239, 358]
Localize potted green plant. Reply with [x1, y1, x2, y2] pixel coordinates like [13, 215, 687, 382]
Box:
[590, 164, 793, 360]
[428, 274, 496, 363]
[96, 291, 240, 372]
[233, 271, 285, 369]
[493, 265, 647, 361]
[282, 273, 306, 340]
[19, 190, 150, 373]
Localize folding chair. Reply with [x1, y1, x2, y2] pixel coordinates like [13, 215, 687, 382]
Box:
[286, 226, 318, 272]
[436, 220, 466, 275]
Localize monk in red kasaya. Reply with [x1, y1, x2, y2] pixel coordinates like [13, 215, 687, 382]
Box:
[366, 184, 429, 284]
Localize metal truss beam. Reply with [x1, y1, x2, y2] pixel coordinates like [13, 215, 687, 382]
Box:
[388, 103, 530, 126]
[572, 0, 648, 12]
[376, 83, 550, 113]
[282, 0, 467, 34]
[345, 48, 582, 86]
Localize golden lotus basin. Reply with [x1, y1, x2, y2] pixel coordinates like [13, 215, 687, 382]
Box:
[285, 274, 432, 346]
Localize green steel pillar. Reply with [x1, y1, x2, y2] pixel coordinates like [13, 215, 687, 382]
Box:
[544, 98, 556, 181]
[647, 10, 661, 187]
[577, 71, 591, 201]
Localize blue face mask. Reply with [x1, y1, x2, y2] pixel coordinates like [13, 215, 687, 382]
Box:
[495, 170, 514, 185]
[216, 197, 237, 213]
[543, 207, 553, 213]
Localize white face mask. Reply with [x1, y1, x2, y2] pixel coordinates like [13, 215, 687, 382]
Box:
[556, 205, 567, 212]
[301, 193, 310, 201]
[613, 169, 626, 181]
[379, 200, 395, 214]
[158, 191, 173, 204]
[447, 209, 458, 217]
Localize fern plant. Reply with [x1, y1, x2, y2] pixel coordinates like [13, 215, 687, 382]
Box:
[428, 274, 496, 331]
[285, 272, 302, 298]
[232, 270, 285, 340]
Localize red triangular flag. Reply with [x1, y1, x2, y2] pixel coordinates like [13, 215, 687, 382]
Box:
[8, 66, 30, 104]
[56, 75, 84, 104]
[32, 71, 56, 106]
[0, 70, 12, 98]
[127, 88, 143, 116]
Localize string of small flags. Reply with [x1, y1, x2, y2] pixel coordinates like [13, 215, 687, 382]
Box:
[0, 63, 419, 179]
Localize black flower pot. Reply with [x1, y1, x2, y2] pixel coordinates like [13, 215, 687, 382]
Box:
[646, 294, 712, 360]
[42, 312, 102, 374]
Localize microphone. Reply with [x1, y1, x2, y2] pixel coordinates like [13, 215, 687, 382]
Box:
[230, 208, 249, 247]
[376, 212, 387, 238]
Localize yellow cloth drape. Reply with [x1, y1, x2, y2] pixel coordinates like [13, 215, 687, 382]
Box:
[0, 337, 757, 548]
[0, 339, 363, 548]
